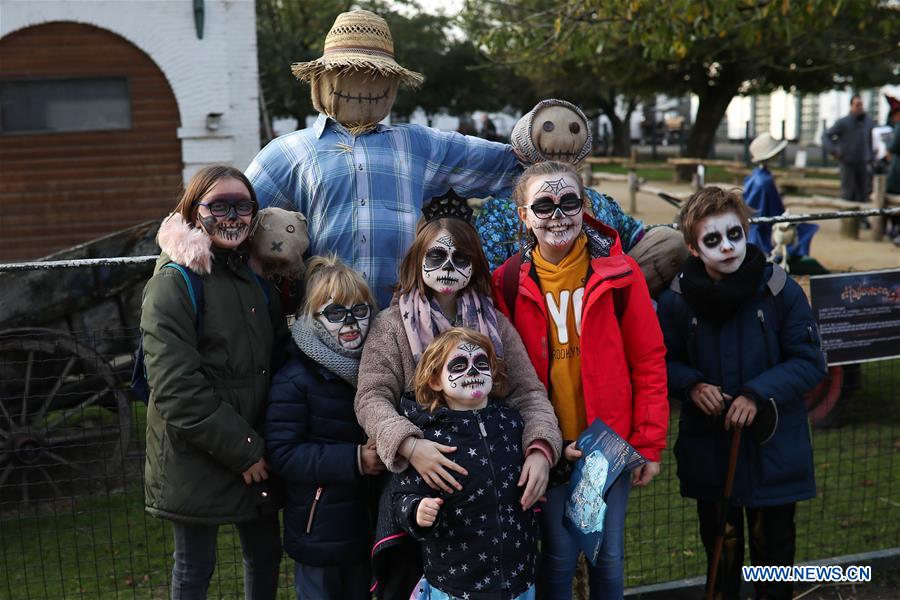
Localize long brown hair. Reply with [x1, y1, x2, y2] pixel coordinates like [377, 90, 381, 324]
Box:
[173, 165, 258, 224]
[397, 217, 492, 297]
[413, 327, 507, 412]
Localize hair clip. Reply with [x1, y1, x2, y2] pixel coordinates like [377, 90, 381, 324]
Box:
[421, 189, 474, 225]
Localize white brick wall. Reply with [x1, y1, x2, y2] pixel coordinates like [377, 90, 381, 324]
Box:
[0, 0, 261, 183]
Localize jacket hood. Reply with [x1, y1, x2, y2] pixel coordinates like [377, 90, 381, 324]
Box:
[156, 213, 214, 274]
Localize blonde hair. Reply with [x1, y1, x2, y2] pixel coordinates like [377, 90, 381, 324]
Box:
[413, 328, 507, 413]
[301, 254, 377, 319]
[677, 187, 753, 250]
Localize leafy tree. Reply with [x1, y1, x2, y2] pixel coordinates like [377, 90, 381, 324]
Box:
[462, 0, 900, 159]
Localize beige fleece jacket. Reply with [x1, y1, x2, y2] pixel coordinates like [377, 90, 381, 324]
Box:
[355, 304, 563, 472]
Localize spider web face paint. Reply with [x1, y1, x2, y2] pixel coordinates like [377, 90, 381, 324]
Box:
[523, 174, 583, 251]
[421, 229, 473, 297]
[439, 342, 493, 410]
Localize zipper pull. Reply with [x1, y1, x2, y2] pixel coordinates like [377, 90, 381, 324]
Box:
[314, 486, 323, 501]
[475, 412, 487, 437]
[757, 309, 766, 324]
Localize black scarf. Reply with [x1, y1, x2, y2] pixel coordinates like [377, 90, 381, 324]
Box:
[679, 244, 766, 323]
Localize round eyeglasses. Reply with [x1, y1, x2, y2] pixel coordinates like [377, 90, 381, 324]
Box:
[195, 197, 256, 218]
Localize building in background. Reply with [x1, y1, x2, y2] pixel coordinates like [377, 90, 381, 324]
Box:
[0, 0, 260, 260]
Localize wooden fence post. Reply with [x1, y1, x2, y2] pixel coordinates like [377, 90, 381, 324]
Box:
[839, 214, 860, 239]
[628, 168, 638, 215]
[873, 173, 887, 240]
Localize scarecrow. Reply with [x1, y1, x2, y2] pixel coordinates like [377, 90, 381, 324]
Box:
[246, 9, 521, 308]
[475, 99, 688, 297]
[743, 132, 818, 267]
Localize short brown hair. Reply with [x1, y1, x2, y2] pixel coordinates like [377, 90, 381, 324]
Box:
[413, 327, 507, 412]
[678, 186, 753, 249]
[397, 218, 492, 297]
[173, 165, 258, 224]
[301, 253, 378, 319]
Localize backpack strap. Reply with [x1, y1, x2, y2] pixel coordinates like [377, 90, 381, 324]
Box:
[502, 250, 523, 322]
[163, 263, 205, 335]
[764, 265, 787, 330]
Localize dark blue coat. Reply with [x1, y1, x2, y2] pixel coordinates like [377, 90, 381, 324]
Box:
[656, 264, 827, 507]
[393, 397, 538, 600]
[264, 347, 374, 566]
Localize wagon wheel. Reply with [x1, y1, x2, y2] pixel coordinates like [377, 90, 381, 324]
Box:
[804, 365, 844, 427]
[0, 328, 132, 506]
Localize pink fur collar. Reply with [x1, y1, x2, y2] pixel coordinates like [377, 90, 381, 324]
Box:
[156, 213, 213, 274]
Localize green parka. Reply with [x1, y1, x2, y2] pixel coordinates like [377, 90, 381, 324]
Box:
[140, 213, 287, 524]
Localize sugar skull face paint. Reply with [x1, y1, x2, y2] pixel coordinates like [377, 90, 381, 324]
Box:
[691, 211, 747, 280]
[421, 230, 473, 296]
[520, 173, 583, 251]
[438, 342, 493, 410]
[195, 178, 253, 249]
[315, 298, 371, 350]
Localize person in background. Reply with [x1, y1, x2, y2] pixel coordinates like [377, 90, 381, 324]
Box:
[823, 94, 875, 227]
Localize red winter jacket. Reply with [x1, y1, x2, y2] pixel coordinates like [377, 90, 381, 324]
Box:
[491, 216, 669, 462]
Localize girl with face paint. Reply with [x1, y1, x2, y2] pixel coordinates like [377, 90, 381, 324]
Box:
[264, 254, 383, 600]
[658, 187, 826, 600]
[140, 165, 288, 598]
[493, 162, 670, 599]
[390, 328, 539, 600]
[356, 204, 563, 600]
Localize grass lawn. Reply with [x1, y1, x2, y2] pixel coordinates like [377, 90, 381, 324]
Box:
[1, 361, 897, 597]
[591, 162, 735, 183]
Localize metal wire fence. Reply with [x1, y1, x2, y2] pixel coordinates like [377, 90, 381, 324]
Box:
[0, 282, 897, 598]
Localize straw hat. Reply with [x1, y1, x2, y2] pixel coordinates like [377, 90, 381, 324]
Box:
[749, 132, 788, 163]
[291, 10, 424, 88]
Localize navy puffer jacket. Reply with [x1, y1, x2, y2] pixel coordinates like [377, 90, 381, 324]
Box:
[265, 348, 376, 566]
[657, 264, 827, 507]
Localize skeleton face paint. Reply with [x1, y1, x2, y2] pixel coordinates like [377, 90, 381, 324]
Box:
[520, 174, 584, 251]
[421, 230, 473, 297]
[313, 69, 399, 134]
[439, 342, 493, 410]
[315, 299, 371, 350]
[691, 211, 747, 280]
[531, 104, 589, 164]
[195, 178, 253, 249]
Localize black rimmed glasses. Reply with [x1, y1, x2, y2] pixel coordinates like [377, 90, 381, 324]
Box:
[527, 193, 583, 219]
[195, 197, 256, 218]
[316, 303, 371, 323]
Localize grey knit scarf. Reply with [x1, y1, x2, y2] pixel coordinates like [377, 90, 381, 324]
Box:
[291, 317, 362, 387]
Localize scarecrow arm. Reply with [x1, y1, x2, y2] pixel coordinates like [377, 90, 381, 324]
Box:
[422, 127, 521, 200]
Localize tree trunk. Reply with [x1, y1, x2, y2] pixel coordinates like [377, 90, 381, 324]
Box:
[597, 95, 636, 158]
[676, 75, 743, 181]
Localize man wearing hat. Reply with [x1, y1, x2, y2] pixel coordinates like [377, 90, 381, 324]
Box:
[246, 9, 521, 308]
[476, 99, 688, 297]
[743, 132, 817, 261]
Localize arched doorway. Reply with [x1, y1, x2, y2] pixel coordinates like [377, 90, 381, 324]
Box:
[0, 22, 182, 260]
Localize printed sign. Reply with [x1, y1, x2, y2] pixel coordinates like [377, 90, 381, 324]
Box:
[809, 268, 900, 365]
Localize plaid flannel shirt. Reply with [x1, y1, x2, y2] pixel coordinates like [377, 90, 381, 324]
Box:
[246, 114, 520, 307]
